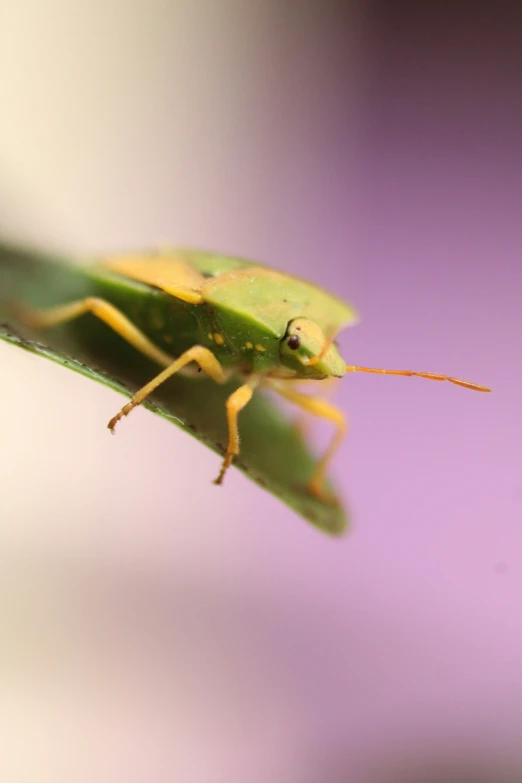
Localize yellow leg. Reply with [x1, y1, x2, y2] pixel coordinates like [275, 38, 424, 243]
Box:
[267, 380, 347, 500]
[291, 377, 339, 439]
[15, 297, 174, 368]
[108, 345, 227, 430]
[214, 375, 261, 486]
[15, 296, 259, 485]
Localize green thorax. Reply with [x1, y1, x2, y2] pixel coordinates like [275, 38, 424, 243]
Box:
[180, 249, 357, 335]
[89, 248, 358, 375]
[204, 265, 356, 334]
[169, 249, 358, 373]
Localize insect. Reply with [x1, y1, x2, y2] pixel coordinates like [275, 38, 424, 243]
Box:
[16, 248, 491, 500]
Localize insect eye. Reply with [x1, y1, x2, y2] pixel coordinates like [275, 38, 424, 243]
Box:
[287, 335, 301, 350]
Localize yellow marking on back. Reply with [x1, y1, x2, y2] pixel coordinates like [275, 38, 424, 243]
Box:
[208, 332, 214, 341]
[214, 333, 224, 345]
[245, 341, 253, 350]
[102, 254, 204, 303]
[255, 344, 266, 352]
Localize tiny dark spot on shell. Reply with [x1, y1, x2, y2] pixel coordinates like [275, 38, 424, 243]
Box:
[283, 298, 288, 303]
[202, 271, 214, 279]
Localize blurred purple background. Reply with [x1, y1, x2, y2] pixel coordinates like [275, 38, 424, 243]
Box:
[1, 2, 521, 781]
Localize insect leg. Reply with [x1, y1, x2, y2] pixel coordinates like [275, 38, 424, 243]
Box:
[267, 380, 347, 501]
[15, 298, 174, 367]
[107, 346, 228, 430]
[291, 377, 339, 440]
[214, 375, 261, 486]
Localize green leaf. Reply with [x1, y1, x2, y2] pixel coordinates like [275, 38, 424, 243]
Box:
[0, 241, 348, 534]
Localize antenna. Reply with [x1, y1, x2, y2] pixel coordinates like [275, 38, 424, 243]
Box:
[345, 366, 491, 392]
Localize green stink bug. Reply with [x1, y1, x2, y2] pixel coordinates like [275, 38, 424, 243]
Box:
[14, 247, 491, 501]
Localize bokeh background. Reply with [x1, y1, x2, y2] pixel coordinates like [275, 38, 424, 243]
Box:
[1, 1, 521, 781]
